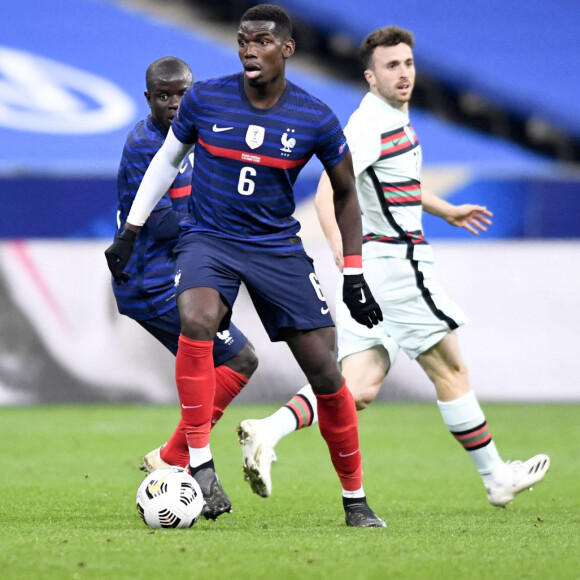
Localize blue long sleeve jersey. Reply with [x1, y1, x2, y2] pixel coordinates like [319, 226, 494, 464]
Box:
[112, 115, 193, 320]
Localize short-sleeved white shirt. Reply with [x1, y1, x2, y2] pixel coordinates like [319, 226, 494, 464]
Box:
[344, 92, 433, 262]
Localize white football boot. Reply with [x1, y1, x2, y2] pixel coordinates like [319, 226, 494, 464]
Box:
[485, 454, 550, 507]
[140, 446, 171, 473]
[236, 419, 276, 498]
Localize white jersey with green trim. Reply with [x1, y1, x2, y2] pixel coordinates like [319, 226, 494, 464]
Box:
[344, 92, 434, 262]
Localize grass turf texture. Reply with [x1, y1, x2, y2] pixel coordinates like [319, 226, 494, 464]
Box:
[0, 403, 577, 580]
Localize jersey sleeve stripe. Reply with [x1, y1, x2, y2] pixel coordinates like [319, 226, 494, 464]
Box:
[169, 185, 192, 198]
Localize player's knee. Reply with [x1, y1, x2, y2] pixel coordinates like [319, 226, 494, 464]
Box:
[354, 396, 371, 411]
[352, 383, 380, 410]
[309, 365, 344, 396]
[180, 310, 218, 341]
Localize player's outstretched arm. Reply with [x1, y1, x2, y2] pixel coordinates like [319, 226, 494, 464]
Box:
[422, 188, 493, 235]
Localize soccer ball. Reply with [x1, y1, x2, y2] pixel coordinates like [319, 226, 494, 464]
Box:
[136, 467, 204, 529]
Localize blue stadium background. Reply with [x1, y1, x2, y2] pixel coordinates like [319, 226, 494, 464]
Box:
[1, 0, 579, 240]
[0, 0, 578, 405]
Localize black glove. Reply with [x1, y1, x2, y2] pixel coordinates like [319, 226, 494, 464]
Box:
[104, 229, 137, 284]
[343, 273, 383, 329]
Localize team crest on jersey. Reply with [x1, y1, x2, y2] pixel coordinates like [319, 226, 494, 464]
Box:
[246, 125, 265, 149]
[280, 128, 296, 154]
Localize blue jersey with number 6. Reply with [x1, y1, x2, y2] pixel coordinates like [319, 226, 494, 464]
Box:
[171, 72, 349, 245]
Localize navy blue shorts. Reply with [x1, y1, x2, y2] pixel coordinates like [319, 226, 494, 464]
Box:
[136, 305, 248, 367]
[174, 232, 334, 341]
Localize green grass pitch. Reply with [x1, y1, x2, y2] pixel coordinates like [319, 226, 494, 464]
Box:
[0, 403, 578, 579]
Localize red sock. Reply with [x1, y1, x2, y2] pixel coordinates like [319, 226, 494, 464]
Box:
[212, 365, 249, 424]
[160, 419, 189, 467]
[316, 379, 362, 491]
[175, 334, 215, 449]
[160, 364, 249, 466]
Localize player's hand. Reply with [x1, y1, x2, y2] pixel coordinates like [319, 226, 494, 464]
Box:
[104, 229, 137, 284]
[343, 273, 383, 328]
[446, 204, 493, 235]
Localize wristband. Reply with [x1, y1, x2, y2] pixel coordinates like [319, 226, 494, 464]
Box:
[344, 254, 363, 275]
[344, 255, 363, 269]
[343, 267, 363, 275]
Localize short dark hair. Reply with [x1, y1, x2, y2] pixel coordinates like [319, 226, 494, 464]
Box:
[359, 26, 415, 70]
[145, 57, 192, 92]
[240, 4, 293, 40]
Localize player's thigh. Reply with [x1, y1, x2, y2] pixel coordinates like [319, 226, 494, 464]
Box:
[416, 330, 467, 375]
[174, 233, 243, 334]
[364, 257, 467, 359]
[335, 277, 399, 367]
[246, 246, 334, 341]
[174, 232, 242, 310]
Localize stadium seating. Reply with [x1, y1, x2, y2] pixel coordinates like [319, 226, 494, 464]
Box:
[2, 0, 574, 239]
[0, 0, 578, 405]
[261, 0, 580, 140]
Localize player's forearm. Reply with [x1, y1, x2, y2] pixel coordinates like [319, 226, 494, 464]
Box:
[126, 129, 189, 227]
[324, 156, 363, 258]
[334, 190, 363, 257]
[421, 188, 455, 219]
[314, 171, 343, 257]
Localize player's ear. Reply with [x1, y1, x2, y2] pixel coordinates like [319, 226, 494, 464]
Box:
[282, 38, 295, 59]
[144, 91, 152, 106]
[363, 69, 375, 87]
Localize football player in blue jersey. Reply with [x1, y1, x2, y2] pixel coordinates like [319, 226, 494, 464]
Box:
[105, 5, 385, 527]
[110, 56, 259, 479]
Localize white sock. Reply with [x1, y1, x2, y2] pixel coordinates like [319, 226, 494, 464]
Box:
[437, 390, 502, 475]
[261, 384, 318, 445]
[188, 444, 212, 469]
[342, 487, 365, 499]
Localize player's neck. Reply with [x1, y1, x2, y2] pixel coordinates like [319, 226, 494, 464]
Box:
[244, 76, 287, 109]
[370, 88, 409, 114]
